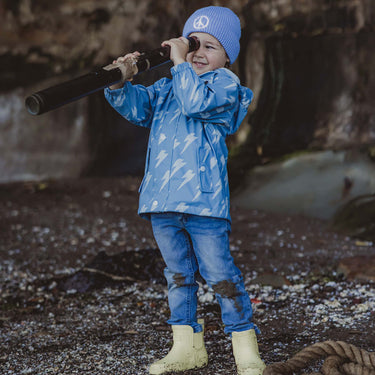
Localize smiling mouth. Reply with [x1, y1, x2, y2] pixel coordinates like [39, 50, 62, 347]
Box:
[193, 61, 207, 67]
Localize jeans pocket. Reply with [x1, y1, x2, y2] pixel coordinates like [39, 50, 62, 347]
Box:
[198, 147, 214, 193]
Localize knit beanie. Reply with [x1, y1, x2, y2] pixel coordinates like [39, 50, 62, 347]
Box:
[182, 6, 241, 64]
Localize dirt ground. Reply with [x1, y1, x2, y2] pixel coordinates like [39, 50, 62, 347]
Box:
[1, 177, 374, 374]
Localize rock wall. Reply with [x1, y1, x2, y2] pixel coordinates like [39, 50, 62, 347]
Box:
[0, 0, 203, 180]
[228, 0, 375, 220]
[0, 83, 89, 182]
[230, 0, 375, 174]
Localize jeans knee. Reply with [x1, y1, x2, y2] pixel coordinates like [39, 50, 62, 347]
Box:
[212, 279, 242, 298]
[164, 268, 197, 288]
[210, 274, 249, 313]
[209, 273, 244, 294]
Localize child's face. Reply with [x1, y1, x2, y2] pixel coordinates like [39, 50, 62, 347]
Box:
[186, 32, 229, 75]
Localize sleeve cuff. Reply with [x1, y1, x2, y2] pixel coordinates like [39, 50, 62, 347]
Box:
[171, 62, 193, 75]
[104, 82, 131, 96]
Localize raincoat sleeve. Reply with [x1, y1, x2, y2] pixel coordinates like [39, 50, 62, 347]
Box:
[104, 81, 158, 128]
[171, 62, 252, 131]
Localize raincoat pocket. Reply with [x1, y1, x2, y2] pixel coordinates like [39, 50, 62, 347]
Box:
[198, 147, 214, 193]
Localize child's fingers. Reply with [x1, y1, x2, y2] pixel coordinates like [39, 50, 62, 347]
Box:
[162, 37, 188, 46]
[113, 51, 140, 64]
[178, 36, 189, 45]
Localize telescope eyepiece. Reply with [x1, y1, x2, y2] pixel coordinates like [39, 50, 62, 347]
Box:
[187, 36, 200, 52]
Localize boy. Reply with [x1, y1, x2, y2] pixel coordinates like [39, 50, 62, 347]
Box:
[105, 6, 266, 375]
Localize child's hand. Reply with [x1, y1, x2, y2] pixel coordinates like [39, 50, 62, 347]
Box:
[108, 52, 140, 89]
[161, 37, 189, 66]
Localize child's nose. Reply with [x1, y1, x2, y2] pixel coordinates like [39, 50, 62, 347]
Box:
[194, 46, 204, 56]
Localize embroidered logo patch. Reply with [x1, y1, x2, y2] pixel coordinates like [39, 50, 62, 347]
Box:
[193, 15, 209, 29]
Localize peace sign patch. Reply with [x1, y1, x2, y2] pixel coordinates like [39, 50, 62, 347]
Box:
[193, 15, 209, 29]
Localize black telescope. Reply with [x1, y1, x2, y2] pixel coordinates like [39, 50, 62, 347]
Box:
[25, 36, 200, 115]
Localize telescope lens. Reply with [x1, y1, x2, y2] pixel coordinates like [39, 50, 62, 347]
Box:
[25, 94, 44, 115]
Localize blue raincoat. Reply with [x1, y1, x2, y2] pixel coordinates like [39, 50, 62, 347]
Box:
[104, 62, 253, 221]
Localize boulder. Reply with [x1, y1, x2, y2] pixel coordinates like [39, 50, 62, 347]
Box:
[232, 150, 375, 220]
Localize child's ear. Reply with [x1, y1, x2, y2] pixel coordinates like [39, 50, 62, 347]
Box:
[224, 54, 230, 68]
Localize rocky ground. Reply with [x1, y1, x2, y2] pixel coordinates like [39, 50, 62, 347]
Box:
[1, 177, 374, 375]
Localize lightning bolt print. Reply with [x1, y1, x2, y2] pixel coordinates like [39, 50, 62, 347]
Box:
[192, 185, 201, 201]
[143, 172, 152, 191]
[227, 95, 236, 105]
[220, 155, 226, 168]
[224, 174, 229, 188]
[181, 133, 198, 153]
[176, 203, 189, 212]
[190, 89, 200, 105]
[155, 150, 168, 168]
[181, 72, 188, 90]
[202, 143, 210, 162]
[200, 208, 212, 216]
[242, 97, 251, 107]
[210, 157, 217, 170]
[211, 128, 221, 144]
[170, 109, 180, 122]
[158, 133, 167, 145]
[157, 95, 165, 106]
[171, 159, 186, 177]
[178, 170, 195, 190]
[218, 200, 226, 216]
[114, 92, 126, 107]
[212, 181, 222, 199]
[224, 82, 237, 89]
[160, 170, 170, 192]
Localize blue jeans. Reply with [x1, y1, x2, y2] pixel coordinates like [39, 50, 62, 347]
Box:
[150, 213, 256, 334]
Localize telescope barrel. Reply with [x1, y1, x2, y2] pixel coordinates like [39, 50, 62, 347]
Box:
[25, 36, 200, 115]
[25, 68, 123, 116]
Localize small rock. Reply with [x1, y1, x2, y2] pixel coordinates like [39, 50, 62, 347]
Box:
[337, 255, 375, 282]
[251, 273, 291, 288]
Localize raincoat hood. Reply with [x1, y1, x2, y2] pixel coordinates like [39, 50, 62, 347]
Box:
[219, 68, 253, 134]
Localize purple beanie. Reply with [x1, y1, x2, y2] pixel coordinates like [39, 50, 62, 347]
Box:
[182, 6, 242, 64]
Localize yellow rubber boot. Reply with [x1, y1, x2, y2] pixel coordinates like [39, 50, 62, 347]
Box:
[232, 329, 266, 375]
[149, 320, 208, 374]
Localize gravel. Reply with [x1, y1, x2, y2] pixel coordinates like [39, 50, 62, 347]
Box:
[1, 177, 374, 374]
